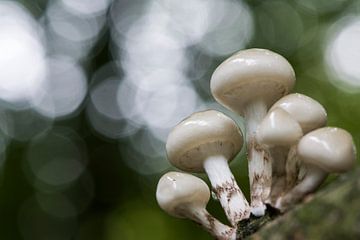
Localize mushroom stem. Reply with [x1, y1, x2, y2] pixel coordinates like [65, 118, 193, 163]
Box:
[244, 100, 271, 216]
[184, 206, 236, 240]
[204, 155, 250, 226]
[285, 145, 303, 191]
[275, 164, 328, 212]
[267, 146, 289, 205]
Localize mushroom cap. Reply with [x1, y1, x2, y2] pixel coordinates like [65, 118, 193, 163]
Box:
[156, 171, 210, 218]
[270, 93, 327, 133]
[210, 48, 295, 115]
[297, 127, 356, 173]
[257, 108, 303, 147]
[166, 110, 243, 172]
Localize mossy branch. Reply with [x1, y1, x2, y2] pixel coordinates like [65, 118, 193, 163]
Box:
[236, 168, 360, 239]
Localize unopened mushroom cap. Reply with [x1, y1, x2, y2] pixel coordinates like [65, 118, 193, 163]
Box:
[210, 48, 295, 115]
[257, 108, 303, 147]
[156, 171, 210, 218]
[166, 110, 243, 172]
[270, 93, 327, 133]
[297, 127, 356, 173]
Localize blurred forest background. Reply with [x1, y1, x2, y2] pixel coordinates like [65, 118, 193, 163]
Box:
[0, 0, 360, 239]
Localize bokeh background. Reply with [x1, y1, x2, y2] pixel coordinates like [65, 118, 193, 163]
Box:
[0, 0, 360, 239]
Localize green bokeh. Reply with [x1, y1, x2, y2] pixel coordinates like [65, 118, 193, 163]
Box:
[1, 0, 360, 239]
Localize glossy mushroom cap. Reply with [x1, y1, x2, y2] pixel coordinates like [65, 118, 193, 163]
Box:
[270, 93, 327, 133]
[257, 108, 303, 147]
[210, 48, 295, 115]
[156, 171, 210, 218]
[166, 110, 243, 172]
[297, 127, 356, 173]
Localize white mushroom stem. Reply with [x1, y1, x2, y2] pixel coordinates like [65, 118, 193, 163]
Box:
[182, 206, 236, 240]
[244, 100, 271, 216]
[275, 164, 328, 212]
[267, 146, 289, 204]
[204, 155, 250, 226]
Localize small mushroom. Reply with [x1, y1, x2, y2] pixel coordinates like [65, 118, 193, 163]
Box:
[270, 93, 327, 191]
[156, 171, 236, 240]
[166, 110, 250, 225]
[275, 127, 356, 212]
[256, 108, 303, 205]
[269, 93, 327, 134]
[210, 48, 296, 216]
[257, 108, 303, 147]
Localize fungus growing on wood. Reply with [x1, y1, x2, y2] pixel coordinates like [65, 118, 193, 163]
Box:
[210, 48, 296, 216]
[275, 127, 356, 211]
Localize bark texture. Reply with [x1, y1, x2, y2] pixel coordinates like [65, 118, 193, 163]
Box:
[236, 168, 360, 239]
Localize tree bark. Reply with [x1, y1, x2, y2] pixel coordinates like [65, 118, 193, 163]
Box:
[236, 168, 360, 239]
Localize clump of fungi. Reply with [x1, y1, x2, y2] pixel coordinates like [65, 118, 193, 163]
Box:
[155, 49, 357, 239]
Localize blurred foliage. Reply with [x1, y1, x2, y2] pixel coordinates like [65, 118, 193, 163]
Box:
[0, 0, 359, 240]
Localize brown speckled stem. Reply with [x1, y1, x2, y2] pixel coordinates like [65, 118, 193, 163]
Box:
[204, 156, 250, 226]
[184, 207, 236, 240]
[245, 100, 272, 216]
[247, 138, 272, 215]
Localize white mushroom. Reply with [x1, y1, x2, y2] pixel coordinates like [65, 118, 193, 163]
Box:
[275, 127, 356, 212]
[256, 108, 303, 205]
[166, 110, 250, 226]
[269, 93, 327, 191]
[269, 93, 327, 134]
[210, 48, 296, 216]
[156, 171, 236, 240]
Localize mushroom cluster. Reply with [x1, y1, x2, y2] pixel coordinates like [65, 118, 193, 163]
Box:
[155, 49, 357, 239]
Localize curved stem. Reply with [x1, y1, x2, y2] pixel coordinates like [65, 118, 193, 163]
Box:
[204, 156, 250, 226]
[185, 207, 236, 240]
[276, 164, 328, 212]
[244, 100, 271, 216]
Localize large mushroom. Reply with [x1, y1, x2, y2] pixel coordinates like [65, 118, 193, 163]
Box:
[275, 127, 356, 211]
[166, 110, 250, 226]
[269, 93, 327, 191]
[210, 48, 296, 216]
[156, 171, 236, 240]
